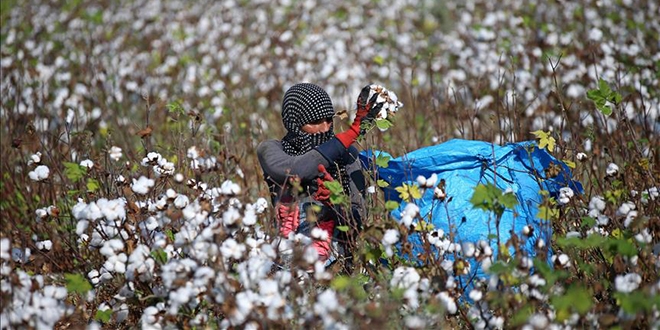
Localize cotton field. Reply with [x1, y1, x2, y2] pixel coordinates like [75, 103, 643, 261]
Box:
[1, 0, 659, 329]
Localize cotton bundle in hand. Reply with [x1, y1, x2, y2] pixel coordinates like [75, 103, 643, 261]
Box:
[359, 84, 403, 132]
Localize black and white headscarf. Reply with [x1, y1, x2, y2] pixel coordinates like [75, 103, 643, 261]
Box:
[280, 83, 351, 195]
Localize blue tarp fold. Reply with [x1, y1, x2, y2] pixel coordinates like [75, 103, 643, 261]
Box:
[360, 139, 583, 283]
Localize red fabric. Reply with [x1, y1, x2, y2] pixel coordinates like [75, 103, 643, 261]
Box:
[313, 220, 335, 261]
[276, 203, 299, 238]
[335, 119, 361, 148]
[335, 87, 373, 148]
[313, 164, 334, 205]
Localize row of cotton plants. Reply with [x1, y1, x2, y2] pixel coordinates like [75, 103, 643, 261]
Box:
[1, 0, 658, 151]
[2, 138, 659, 328]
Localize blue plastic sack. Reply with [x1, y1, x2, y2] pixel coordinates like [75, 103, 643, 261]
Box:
[360, 139, 583, 283]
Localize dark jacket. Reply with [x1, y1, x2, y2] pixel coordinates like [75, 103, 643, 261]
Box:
[256, 137, 366, 227]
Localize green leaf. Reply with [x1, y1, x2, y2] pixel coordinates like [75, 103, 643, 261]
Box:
[94, 309, 113, 323]
[373, 55, 384, 65]
[165, 229, 175, 242]
[375, 155, 391, 168]
[86, 178, 100, 192]
[551, 284, 593, 320]
[331, 275, 351, 290]
[385, 200, 400, 211]
[375, 119, 393, 130]
[586, 79, 621, 116]
[336, 225, 349, 232]
[151, 248, 168, 265]
[63, 162, 87, 183]
[536, 205, 559, 221]
[614, 291, 659, 314]
[531, 130, 556, 152]
[65, 273, 92, 294]
[376, 179, 390, 188]
[470, 183, 517, 217]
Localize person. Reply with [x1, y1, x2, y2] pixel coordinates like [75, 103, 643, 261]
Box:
[257, 83, 381, 272]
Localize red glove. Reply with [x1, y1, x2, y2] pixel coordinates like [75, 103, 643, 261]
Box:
[313, 164, 334, 205]
[276, 203, 299, 238]
[335, 85, 382, 148]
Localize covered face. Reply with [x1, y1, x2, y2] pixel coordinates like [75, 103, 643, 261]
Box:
[281, 83, 335, 155]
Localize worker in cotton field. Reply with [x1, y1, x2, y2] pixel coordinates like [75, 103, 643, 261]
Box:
[257, 83, 382, 273]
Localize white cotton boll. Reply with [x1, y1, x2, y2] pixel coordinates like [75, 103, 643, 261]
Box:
[606, 163, 619, 176]
[221, 238, 246, 260]
[222, 207, 241, 226]
[615, 273, 641, 293]
[28, 165, 50, 181]
[635, 228, 653, 244]
[0, 238, 10, 260]
[303, 245, 319, 264]
[488, 316, 504, 329]
[576, 152, 588, 161]
[35, 240, 52, 251]
[29, 152, 42, 165]
[437, 291, 457, 314]
[165, 189, 177, 199]
[468, 289, 483, 301]
[132, 176, 155, 195]
[382, 229, 400, 246]
[624, 211, 638, 228]
[553, 253, 571, 268]
[80, 159, 94, 169]
[36, 208, 48, 220]
[220, 180, 241, 195]
[311, 227, 330, 241]
[173, 195, 189, 209]
[174, 173, 184, 183]
[588, 196, 606, 215]
[243, 205, 257, 226]
[557, 187, 574, 205]
[98, 198, 126, 221]
[109, 146, 123, 161]
[405, 315, 426, 329]
[616, 201, 635, 217]
[416, 175, 427, 187]
[253, 198, 268, 214]
[462, 242, 476, 258]
[528, 314, 548, 329]
[400, 203, 420, 227]
[426, 173, 438, 187]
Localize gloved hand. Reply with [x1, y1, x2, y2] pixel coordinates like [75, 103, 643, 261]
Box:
[335, 84, 384, 148]
[313, 164, 334, 205]
[276, 203, 300, 238]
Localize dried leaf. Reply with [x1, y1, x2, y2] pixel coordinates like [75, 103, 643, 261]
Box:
[136, 126, 153, 138]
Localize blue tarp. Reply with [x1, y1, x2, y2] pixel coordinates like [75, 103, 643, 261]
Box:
[360, 139, 583, 284]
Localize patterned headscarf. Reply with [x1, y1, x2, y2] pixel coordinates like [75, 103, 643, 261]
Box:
[281, 83, 335, 155]
[280, 83, 351, 195]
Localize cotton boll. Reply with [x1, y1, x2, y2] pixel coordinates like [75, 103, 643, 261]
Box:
[606, 163, 619, 176]
[437, 291, 457, 314]
[80, 159, 94, 169]
[173, 195, 189, 209]
[109, 146, 123, 161]
[615, 273, 641, 293]
[557, 187, 574, 205]
[132, 176, 155, 195]
[35, 240, 52, 251]
[28, 165, 50, 181]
